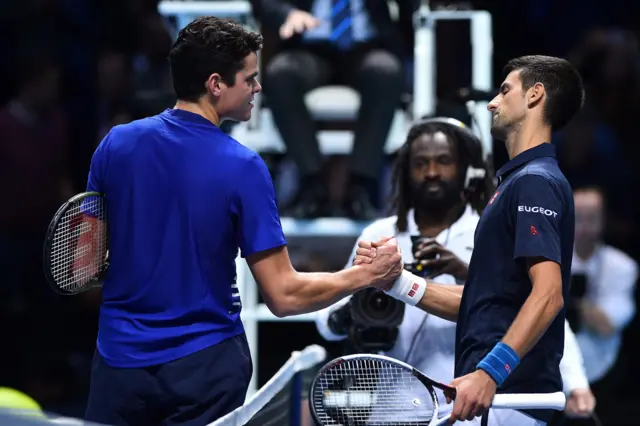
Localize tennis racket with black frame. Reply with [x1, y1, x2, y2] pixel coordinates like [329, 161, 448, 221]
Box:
[43, 191, 109, 295]
[309, 354, 566, 426]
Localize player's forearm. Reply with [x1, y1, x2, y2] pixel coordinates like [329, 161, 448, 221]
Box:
[415, 283, 462, 322]
[501, 285, 564, 358]
[275, 267, 374, 317]
[386, 271, 462, 322]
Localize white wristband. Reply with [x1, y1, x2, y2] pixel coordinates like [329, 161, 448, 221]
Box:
[385, 270, 427, 306]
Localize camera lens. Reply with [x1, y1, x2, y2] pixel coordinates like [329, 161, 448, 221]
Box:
[369, 291, 390, 311]
[351, 288, 405, 326]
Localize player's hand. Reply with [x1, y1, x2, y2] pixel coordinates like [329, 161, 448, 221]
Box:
[447, 370, 497, 422]
[279, 9, 320, 39]
[414, 238, 469, 281]
[353, 237, 393, 266]
[361, 238, 403, 287]
[565, 388, 596, 418]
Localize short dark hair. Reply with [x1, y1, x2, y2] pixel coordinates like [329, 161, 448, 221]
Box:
[504, 55, 585, 131]
[168, 16, 263, 102]
[390, 119, 495, 233]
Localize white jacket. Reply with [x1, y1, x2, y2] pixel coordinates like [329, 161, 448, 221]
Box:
[571, 245, 637, 383]
[316, 205, 589, 401]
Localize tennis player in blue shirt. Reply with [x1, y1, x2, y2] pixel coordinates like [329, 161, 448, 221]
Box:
[355, 56, 585, 426]
[83, 17, 402, 426]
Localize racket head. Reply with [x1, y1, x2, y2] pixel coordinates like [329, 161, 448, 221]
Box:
[43, 192, 108, 295]
[309, 353, 445, 426]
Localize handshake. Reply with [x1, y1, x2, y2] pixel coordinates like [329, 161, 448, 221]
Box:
[353, 237, 427, 307]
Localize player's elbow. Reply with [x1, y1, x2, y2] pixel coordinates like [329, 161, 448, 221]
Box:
[552, 293, 564, 314]
[532, 282, 564, 315]
[270, 304, 292, 318]
[546, 286, 564, 315]
[263, 297, 298, 318]
[263, 282, 305, 318]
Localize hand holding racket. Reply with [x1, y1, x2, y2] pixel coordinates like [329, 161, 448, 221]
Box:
[43, 192, 109, 295]
[445, 369, 497, 422]
[309, 354, 566, 426]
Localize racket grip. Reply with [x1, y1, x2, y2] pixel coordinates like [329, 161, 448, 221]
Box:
[492, 391, 566, 410]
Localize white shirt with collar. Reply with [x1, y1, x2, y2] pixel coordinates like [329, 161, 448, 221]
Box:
[571, 244, 638, 383]
[315, 204, 590, 407]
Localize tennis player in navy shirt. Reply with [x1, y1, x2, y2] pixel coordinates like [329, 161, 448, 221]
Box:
[355, 56, 585, 426]
[83, 17, 402, 426]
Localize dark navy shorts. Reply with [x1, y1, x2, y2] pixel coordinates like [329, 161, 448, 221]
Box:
[85, 333, 253, 426]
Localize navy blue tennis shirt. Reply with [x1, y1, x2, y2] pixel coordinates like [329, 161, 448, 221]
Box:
[455, 144, 574, 420]
[86, 109, 286, 367]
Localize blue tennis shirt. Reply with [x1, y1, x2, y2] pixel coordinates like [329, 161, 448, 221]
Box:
[455, 144, 574, 422]
[86, 109, 286, 368]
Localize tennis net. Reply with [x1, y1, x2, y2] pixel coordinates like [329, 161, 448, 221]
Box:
[210, 344, 326, 426]
[1, 344, 327, 426]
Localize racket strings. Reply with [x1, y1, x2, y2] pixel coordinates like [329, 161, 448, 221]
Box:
[49, 195, 107, 292]
[313, 358, 436, 425]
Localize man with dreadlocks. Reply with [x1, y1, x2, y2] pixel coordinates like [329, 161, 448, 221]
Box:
[316, 116, 591, 422]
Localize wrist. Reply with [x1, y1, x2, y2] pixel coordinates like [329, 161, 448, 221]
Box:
[475, 368, 496, 385]
[347, 264, 378, 292]
[476, 342, 520, 388]
[385, 270, 427, 306]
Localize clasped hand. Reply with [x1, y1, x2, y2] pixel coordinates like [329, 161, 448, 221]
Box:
[355, 237, 404, 289]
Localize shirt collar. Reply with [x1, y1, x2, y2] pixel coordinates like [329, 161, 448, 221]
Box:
[162, 108, 220, 128]
[406, 204, 479, 241]
[495, 143, 557, 181]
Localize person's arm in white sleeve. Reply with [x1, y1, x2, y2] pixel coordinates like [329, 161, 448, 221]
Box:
[594, 257, 638, 334]
[315, 297, 351, 341]
[560, 320, 589, 394]
[561, 320, 596, 418]
[315, 223, 387, 341]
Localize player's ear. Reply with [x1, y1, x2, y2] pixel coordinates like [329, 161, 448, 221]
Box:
[207, 73, 225, 97]
[527, 82, 545, 108]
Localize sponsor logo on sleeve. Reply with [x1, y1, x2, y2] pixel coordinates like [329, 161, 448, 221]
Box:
[518, 205, 558, 217]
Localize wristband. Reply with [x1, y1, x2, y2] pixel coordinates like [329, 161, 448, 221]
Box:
[385, 270, 427, 306]
[477, 342, 520, 387]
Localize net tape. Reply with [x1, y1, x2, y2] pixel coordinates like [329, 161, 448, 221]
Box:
[210, 345, 327, 426]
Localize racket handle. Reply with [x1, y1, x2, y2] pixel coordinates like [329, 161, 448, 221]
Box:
[432, 392, 566, 426]
[492, 391, 566, 410]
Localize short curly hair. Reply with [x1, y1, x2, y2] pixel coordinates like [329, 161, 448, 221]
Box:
[168, 16, 263, 101]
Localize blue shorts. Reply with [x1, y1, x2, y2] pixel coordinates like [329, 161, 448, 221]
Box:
[85, 333, 252, 426]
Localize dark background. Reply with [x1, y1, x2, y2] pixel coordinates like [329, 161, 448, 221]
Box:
[1, 0, 640, 423]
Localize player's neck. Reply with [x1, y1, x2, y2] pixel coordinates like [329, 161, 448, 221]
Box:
[504, 119, 552, 159]
[174, 99, 221, 127]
